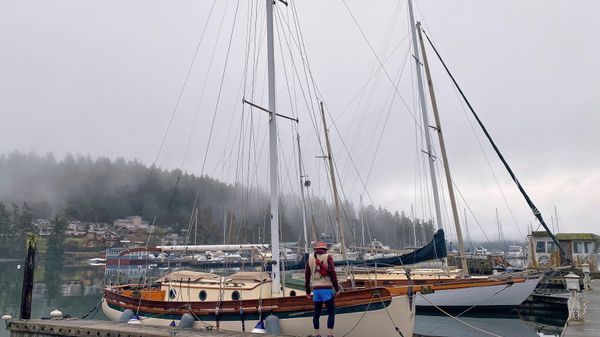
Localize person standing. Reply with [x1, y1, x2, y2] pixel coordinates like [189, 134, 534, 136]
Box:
[305, 241, 340, 337]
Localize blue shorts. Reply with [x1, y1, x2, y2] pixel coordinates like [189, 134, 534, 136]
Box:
[313, 288, 334, 302]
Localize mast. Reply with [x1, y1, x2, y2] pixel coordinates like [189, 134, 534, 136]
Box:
[411, 204, 417, 247]
[265, 0, 281, 296]
[320, 102, 348, 260]
[297, 133, 309, 252]
[419, 28, 570, 265]
[360, 195, 365, 247]
[407, 0, 444, 232]
[554, 206, 560, 233]
[416, 21, 469, 274]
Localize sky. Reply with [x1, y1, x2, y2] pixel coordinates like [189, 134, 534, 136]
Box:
[1, 0, 599, 241]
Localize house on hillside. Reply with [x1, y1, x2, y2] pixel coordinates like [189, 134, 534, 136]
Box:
[65, 221, 87, 236]
[528, 231, 600, 271]
[84, 230, 120, 248]
[113, 216, 151, 233]
[32, 219, 53, 237]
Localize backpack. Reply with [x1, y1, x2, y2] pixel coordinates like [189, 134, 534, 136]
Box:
[314, 254, 330, 277]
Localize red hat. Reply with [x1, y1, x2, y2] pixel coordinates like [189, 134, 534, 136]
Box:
[314, 241, 328, 250]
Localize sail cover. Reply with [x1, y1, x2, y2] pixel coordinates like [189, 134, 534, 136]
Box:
[280, 229, 447, 271]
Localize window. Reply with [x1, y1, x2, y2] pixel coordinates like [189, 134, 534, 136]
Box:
[584, 242, 592, 254]
[231, 291, 240, 301]
[199, 290, 207, 301]
[547, 241, 557, 253]
[169, 289, 177, 300]
[573, 241, 584, 254]
[289, 290, 297, 297]
[536, 241, 546, 253]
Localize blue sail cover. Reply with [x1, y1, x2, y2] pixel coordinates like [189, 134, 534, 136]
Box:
[280, 229, 447, 271]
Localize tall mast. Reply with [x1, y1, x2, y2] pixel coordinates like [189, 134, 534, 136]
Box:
[416, 22, 468, 275]
[320, 102, 348, 260]
[297, 133, 309, 252]
[407, 0, 444, 232]
[411, 204, 417, 247]
[265, 0, 281, 296]
[360, 195, 365, 247]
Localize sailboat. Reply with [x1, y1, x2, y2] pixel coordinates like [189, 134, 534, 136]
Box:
[101, 1, 416, 335]
[326, 0, 541, 311]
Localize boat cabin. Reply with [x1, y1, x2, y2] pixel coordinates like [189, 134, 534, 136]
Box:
[528, 231, 600, 270]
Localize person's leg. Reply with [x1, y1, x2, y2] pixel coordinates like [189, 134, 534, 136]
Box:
[313, 300, 323, 336]
[325, 297, 336, 336]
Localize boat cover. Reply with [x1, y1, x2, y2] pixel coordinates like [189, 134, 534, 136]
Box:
[278, 229, 447, 271]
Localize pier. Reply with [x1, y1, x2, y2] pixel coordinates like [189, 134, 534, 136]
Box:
[562, 279, 600, 337]
[5, 319, 281, 337]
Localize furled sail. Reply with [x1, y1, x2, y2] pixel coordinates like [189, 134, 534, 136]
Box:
[281, 229, 447, 271]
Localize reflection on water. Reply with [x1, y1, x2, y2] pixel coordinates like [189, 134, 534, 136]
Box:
[0, 260, 107, 337]
[415, 312, 563, 337]
[1, 260, 564, 337]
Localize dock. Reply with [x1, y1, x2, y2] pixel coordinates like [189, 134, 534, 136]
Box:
[562, 279, 600, 337]
[6, 319, 282, 337]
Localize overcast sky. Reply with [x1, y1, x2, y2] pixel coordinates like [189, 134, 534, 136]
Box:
[1, 0, 598, 241]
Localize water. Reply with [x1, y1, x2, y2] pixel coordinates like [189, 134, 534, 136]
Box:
[0, 260, 107, 337]
[415, 312, 563, 337]
[0, 260, 564, 337]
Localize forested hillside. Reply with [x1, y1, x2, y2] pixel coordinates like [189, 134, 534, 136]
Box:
[0, 152, 435, 254]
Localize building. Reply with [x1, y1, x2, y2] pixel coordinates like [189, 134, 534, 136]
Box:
[528, 231, 600, 271]
[65, 221, 88, 236]
[32, 219, 53, 237]
[113, 216, 151, 233]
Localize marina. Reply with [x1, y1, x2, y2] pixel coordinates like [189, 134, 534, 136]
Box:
[1, 0, 598, 337]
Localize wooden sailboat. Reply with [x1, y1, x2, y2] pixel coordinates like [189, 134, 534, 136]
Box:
[102, 1, 416, 335]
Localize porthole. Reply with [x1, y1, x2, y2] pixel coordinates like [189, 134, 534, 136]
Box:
[231, 290, 240, 301]
[169, 289, 177, 300]
[289, 290, 297, 297]
[199, 290, 207, 301]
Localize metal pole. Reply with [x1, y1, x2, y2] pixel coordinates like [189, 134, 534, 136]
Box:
[266, 0, 281, 296]
[297, 133, 309, 252]
[407, 0, 444, 231]
[417, 21, 468, 275]
[19, 233, 36, 320]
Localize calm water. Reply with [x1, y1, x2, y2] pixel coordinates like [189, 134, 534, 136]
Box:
[0, 260, 563, 337]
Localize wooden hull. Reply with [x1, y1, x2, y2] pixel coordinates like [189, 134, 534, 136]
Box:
[102, 287, 415, 337]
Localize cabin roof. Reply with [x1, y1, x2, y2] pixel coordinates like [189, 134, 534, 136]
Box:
[228, 271, 271, 282]
[156, 271, 220, 283]
[531, 231, 600, 241]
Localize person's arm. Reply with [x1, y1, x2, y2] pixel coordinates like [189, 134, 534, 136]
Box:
[305, 260, 312, 295]
[328, 255, 340, 292]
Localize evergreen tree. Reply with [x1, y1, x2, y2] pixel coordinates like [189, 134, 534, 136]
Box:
[47, 215, 66, 262]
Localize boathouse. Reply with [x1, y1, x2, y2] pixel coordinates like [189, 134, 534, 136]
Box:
[528, 231, 600, 270]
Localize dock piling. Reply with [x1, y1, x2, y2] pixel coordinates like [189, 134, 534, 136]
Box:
[19, 233, 37, 320]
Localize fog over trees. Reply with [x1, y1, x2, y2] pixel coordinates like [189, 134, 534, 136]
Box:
[0, 152, 435, 254]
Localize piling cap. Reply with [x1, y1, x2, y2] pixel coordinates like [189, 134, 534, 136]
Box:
[314, 241, 328, 250]
[49, 310, 63, 319]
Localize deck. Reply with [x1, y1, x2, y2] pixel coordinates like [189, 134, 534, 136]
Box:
[7, 319, 283, 337]
[562, 279, 600, 337]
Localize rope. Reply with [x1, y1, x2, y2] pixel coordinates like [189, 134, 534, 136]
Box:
[80, 297, 104, 319]
[375, 293, 405, 337]
[340, 293, 375, 337]
[417, 293, 504, 337]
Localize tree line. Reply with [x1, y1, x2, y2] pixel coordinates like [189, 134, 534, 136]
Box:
[0, 152, 435, 256]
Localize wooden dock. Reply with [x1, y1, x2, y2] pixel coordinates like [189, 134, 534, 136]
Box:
[562, 279, 600, 337]
[7, 319, 283, 337]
